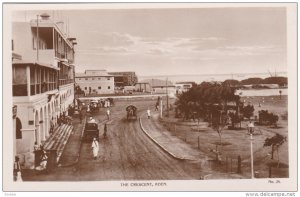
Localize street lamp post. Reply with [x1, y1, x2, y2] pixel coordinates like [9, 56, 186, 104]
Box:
[250, 133, 254, 179]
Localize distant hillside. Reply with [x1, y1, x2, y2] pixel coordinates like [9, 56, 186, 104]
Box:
[222, 76, 288, 87]
[139, 79, 173, 86]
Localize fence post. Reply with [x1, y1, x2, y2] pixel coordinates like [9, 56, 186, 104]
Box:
[198, 136, 200, 149]
[226, 157, 228, 173]
[237, 155, 241, 174]
[230, 158, 233, 173]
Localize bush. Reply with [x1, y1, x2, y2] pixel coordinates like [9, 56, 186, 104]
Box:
[259, 110, 279, 127]
[281, 112, 288, 120]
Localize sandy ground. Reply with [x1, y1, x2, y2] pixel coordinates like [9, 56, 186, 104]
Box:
[160, 95, 289, 178]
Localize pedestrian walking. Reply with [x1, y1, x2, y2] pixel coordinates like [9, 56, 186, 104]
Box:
[147, 108, 151, 119]
[247, 120, 255, 134]
[155, 102, 159, 111]
[13, 156, 22, 182]
[103, 123, 107, 138]
[87, 104, 90, 113]
[91, 138, 99, 160]
[106, 108, 110, 120]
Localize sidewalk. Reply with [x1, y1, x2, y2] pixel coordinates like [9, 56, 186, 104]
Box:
[58, 116, 85, 167]
[140, 111, 207, 161]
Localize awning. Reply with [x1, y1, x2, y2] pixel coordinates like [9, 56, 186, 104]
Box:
[61, 61, 74, 68]
[12, 59, 60, 71]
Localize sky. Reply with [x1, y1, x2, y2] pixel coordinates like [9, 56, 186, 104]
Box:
[12, 7, 287, 76]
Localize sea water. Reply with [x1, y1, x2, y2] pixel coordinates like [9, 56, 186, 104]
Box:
[139, 72, 288, 97]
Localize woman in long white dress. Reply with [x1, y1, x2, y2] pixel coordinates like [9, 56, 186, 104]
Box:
[91, 138, 99, 160]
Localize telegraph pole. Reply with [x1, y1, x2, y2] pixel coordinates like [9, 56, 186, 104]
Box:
[166, 77, 169, 117]
[160, 98, 163, 118]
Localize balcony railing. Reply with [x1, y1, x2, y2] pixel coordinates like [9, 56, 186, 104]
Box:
[30, 83, 58, 96]
[59, 79, 74, 86]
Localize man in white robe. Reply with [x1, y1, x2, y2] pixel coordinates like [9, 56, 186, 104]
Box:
[91, 138, 99, 160]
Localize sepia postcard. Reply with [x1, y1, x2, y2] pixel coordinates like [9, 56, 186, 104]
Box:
[2, 2, 298, 192]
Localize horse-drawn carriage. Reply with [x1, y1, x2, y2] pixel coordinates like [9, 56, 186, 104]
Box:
[83, 117, 99, 141]
[126, 105, 137, 120]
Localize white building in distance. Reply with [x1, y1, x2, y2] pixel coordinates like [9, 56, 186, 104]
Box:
[75, 70, 115, 95]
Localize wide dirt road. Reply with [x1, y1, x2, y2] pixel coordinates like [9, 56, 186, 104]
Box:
[77, 99, 203, 180]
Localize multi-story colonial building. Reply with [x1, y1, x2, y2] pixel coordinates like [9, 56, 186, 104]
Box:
[12, 13, 77, 168]
[108, 71, 138, 88]
[75, 70, 115, 95]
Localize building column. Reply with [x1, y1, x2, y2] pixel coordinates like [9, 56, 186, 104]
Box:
[44, 107, 49, 138]
[40, 110, 46, 142]
[26, 66, 31, 96]
[35, 124, 40, 145]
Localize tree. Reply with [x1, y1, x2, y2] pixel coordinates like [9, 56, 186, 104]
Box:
[241, 104, 255, 120]
[211, 111, 229, 160]
[175, 82, 240, 121]
[228, 112, 242, 129]
[269, 114, 279, 128]
[264, 134, 287, 167]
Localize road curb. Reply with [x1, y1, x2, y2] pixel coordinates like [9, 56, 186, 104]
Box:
[139, 117, 194, 161]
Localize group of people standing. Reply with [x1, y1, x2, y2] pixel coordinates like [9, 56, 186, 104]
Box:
[57, 112, 73, 126]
